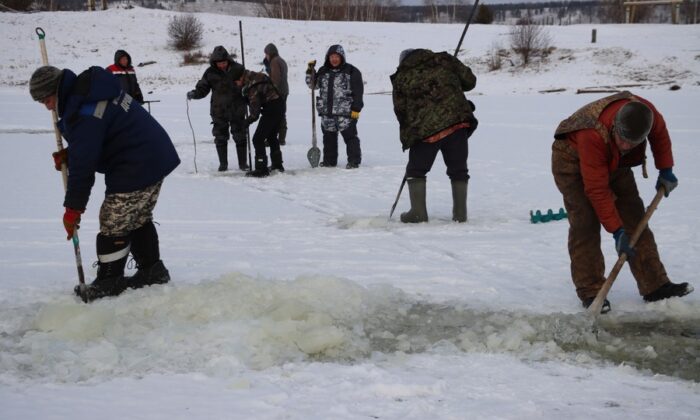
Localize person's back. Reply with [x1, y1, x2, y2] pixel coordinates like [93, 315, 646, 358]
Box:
[391, 49, 476, 151]
[106, 49, 144, 104]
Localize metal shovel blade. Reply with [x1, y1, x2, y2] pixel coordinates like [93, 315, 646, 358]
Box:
[307, 146, 321, 168]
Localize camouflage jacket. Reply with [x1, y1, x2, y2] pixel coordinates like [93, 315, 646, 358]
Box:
[241, 70, 280, 120]
[306, 64, 363, 117]
[390, 49, 477, 150]
[191, 58, 246, 120]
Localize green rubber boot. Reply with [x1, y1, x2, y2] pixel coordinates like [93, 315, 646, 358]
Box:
[401, 177, 428, 223]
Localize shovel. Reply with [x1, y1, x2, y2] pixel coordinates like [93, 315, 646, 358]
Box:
[588, 188, 665, 315]
[307, 70, 321, 168]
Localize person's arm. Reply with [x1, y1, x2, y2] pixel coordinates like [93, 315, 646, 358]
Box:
[191, 70, 212, 99]
[62, 115, 106, 211]
[350, 66, 364, 113]
[575, 130, 623, 233]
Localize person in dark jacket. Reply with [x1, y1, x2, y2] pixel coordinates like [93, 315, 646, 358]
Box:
[29, 65, 181, 302]
[390, 49, 477, 224]
[306, 44, 363, 169]
[235, 69, 285, 178]
[106, 49, 144, 104]
[187, 46, 248, 171]
[263, 43, 288, 145]
[552, 92, 693, 313]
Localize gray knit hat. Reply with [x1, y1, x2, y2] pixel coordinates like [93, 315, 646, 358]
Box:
[29, 66, 63, 101]
[614, 101, 653, 145]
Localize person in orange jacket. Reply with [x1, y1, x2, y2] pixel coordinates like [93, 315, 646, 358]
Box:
[551, 91, 693, 313]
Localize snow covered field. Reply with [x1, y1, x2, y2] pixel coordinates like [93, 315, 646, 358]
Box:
[1, 8, 699, 419]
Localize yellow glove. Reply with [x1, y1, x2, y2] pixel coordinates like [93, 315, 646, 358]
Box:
[350, 110, 360, 120]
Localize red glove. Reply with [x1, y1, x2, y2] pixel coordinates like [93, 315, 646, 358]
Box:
[63, 208, 83, 240]
[52, 149, 67, 171]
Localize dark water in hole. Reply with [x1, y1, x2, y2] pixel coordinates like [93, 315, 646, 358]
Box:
[357, 302, 700, 382]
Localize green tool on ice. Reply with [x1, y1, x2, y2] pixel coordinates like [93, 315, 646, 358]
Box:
[530, 208, 567, 224]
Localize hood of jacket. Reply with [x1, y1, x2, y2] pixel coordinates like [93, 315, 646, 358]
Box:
[324, 44, 346, 68]
[264, 43, 278, 58]
[114, 50, 132, 68]
[57, 67, 121, 120]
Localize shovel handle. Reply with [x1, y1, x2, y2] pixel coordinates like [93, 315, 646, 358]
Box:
[588, 188, 665, 315]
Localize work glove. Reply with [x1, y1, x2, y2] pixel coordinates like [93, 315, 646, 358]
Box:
[186, 90, 195, 100]
[306, 60, 316, 74]
[63, 208, 83, 240]
[613, 228, 636, 261]
[245, 115, 259, 127]
[656, 168, 678, 197]
[52, 148, 67, 171]
[350, 111, 360, 120]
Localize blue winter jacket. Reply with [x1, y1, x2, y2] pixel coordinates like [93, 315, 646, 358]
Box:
[56, 67, 180, 210]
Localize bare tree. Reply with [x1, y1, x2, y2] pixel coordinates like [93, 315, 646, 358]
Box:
[509, 21, 552, 67]
[168, 14, 204, 51]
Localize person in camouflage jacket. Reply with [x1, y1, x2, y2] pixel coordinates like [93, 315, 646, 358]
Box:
[187, 46, 248, 171]
[236, 69, 285, 177]
[306, 44, 363, 169]
[390, 49, 477, 224]
[552, 92, 692, 312]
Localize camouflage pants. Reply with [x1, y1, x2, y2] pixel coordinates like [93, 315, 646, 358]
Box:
[99, 181, 163, 237]
[551, 140, 668, 300]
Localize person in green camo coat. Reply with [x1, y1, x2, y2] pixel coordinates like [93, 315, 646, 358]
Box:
[390, 49, 477, 223]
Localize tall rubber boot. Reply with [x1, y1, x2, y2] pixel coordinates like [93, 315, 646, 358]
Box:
[270, 150, 285, 172]
[400, 177, 429, 223]
[451, 179, 468, 223]
[236, 144, 249, 170]
[75, 234, 130, 302]
[128, 221, 170, 289]
[216, 143, 228, 172]
[246, 156, 270, 178]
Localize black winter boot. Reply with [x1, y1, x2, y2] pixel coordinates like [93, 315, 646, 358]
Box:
[236, 144, 249, 170]
[582, 297, 612, 314]
[451, 179, 468, 223]
[643, 282, 694, 302]
[127, 221, 170, 289]
[246, 156, 270, 178]
[401, 177, 429, 223]
[215, 144, 228, 172]
[75, 234, 130, 302]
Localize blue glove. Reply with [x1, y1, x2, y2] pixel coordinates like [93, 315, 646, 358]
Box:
[613, 228, 636, 260]
[186, 91, 195, 100]
[656, 168, 678, 197]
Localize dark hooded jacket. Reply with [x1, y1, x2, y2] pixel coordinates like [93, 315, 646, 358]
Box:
[390, 49, 477, 150]
[56, 67, 180, 210]
[240, 70, 280, 120]
[106, 50, 144, 104]
[263, 43, 289, 97]
[190, 46, 246, 120]
[305, 44, 363, 117]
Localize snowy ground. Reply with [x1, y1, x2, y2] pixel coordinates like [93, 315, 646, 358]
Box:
[1, 8, 700, 419]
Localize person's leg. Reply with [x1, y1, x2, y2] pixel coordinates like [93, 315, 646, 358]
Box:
[339, 118, 361, 168]
[610, 168, 670, 296]
[440, 129, 470, 222]
[212, 116, 230, 171]
[552, 141, 606, 303]
[321, 117, 339, 167]
[401, 141, 440, 223]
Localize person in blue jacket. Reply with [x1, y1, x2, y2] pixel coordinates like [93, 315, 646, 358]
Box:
[29, 65, 181, 302]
